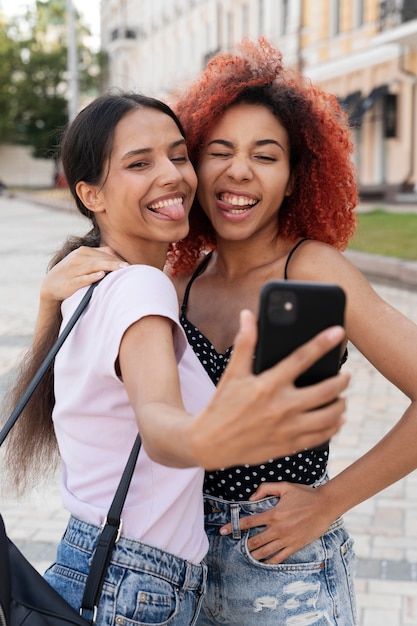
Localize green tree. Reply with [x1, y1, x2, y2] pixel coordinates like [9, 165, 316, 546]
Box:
[1, 0, 101, 171]
[0, 14, 21, 142]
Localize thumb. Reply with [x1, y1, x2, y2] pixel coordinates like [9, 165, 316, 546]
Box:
[249, 483, 285, 501]
[219, 309, 257, 381]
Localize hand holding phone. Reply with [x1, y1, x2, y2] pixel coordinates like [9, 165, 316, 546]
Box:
[254, 281, 346, 386]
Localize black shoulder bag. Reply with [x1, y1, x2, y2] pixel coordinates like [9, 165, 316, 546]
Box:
[0, 280, 142, 625]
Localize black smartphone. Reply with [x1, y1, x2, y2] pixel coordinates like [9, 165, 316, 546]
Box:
[254, 280, 346, 386]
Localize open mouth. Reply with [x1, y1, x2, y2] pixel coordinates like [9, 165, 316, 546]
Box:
[147, 197, 185, 219]
[218, 193, 258, 213]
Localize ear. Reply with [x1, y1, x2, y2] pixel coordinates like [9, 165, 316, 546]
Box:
[75, 181, 105, 214]
[284, 171, 295, 197]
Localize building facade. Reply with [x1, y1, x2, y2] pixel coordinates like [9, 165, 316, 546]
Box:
[301, 0, 417, 199]
[100, 0, 417, 199]
[100, 0, 302, 97]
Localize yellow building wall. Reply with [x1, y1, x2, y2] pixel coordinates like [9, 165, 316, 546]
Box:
[303, 0, 381, 65]
[300, 0, 417, 191]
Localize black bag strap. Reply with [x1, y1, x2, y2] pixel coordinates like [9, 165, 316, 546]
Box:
[0, 515, 11, 625]
[79, 435, 141, 621]
[0, 276, 142, 625]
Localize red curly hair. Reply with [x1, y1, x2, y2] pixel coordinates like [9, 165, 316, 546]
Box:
[167, 37, 358, 275]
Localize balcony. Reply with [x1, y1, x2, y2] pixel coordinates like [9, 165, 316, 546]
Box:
[380, 0, 417, 30]
[375, 0, 417, 47]
[110, 28, 138, 42]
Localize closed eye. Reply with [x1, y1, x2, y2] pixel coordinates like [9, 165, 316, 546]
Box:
[128, 161, 149, 169]
[210, 152, 232, 158]
[254, 155, 278, 162]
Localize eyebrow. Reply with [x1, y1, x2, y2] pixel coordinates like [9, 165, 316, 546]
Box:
[122, 138, 187, 160]
[207, 138, 286, 153]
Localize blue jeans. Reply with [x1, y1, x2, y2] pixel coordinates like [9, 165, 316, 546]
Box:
[196, 496, 357, 626]
[44, 516, 207, 626]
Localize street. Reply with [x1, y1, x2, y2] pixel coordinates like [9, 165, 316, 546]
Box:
[1, 194, 417, 625]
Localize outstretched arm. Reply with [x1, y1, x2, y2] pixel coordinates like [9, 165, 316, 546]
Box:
[120, 309, 349, 469]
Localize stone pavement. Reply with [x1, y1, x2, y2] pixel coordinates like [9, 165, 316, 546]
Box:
[1, 194, 417, 625]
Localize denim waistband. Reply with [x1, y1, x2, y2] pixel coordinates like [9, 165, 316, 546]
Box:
[203, 472, 332, 521]
[203, 495, 344, 535]
[63, 516, 204, 591]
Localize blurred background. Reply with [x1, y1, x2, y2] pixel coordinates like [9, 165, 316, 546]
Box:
[0, 0, 416, 204]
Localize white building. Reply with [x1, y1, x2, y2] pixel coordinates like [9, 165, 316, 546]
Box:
[100, 0, 301, 98]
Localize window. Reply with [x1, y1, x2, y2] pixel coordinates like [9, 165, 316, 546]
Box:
[330, 0, 341, 36]
[242, 3, 249, 34]
[258, 0, 265, 33]
[383, 93, 397, 138]
[227, 11, 233, 48]
[217, 3, 223, 48]
[282, 0, 289, 35]
[354, 0, 365, 27]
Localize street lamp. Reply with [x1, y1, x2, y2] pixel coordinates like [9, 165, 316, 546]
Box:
[67, 0, 78, 122]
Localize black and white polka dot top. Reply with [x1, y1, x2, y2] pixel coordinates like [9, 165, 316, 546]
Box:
[180, 241, 339, 501]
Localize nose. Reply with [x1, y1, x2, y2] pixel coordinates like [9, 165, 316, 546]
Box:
[226, 156, 253, 181]
[158, 157, 183, 185]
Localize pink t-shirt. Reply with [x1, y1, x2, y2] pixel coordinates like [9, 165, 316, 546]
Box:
[53, 265, 214, 564]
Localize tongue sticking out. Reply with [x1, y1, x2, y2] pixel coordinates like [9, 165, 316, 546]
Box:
[150, 202, 186, 220]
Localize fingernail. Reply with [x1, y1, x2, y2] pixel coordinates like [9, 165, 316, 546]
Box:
[219, 527, 230, 536]
[119, 262, 129, 268]
[326, 326, 344, 340]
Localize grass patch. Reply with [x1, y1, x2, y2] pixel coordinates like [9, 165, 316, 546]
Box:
[348, 209, 417, 260]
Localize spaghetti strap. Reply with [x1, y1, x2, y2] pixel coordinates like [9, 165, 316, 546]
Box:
[284, 238, 310, 279]
[181, 251, 213, 315]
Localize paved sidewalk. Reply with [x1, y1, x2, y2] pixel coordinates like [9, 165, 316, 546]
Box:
[1, 195, 417, 625]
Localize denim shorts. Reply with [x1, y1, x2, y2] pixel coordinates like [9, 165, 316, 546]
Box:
[196, 495, 357, 626]
[44, 516, 207, 626]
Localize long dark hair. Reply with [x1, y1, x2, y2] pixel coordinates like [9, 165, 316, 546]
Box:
[2, 91, 186, 492]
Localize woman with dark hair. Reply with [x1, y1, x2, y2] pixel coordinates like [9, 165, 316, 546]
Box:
[3, 89, 349, 626]
[30, 36, 417, 624]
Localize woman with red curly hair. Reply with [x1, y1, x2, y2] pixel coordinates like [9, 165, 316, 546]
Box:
[169, 37, 357, 275]
[35, 38, 417, 625]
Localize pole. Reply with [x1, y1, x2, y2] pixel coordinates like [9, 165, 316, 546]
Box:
[67, 0, 78, 122]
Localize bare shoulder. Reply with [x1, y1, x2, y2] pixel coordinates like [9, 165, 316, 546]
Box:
[285, 240, 363, 286]
[287, 240, 402, 334]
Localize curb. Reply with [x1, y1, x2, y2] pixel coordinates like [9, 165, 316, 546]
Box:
[15, 191, 75, 213]
[344, 250, 417, 290]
